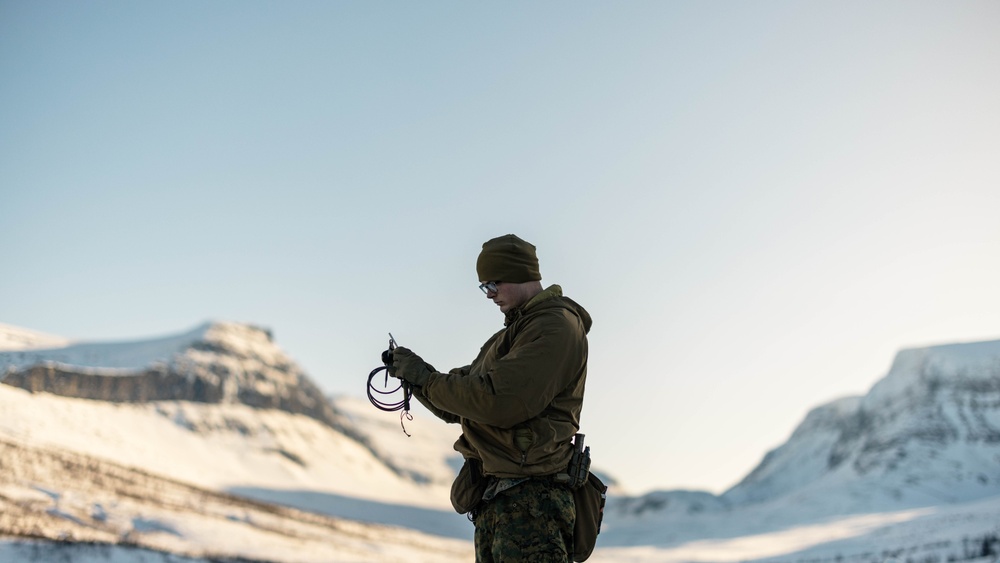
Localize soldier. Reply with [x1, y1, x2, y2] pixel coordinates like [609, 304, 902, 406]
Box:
[389, 234, 593, 562]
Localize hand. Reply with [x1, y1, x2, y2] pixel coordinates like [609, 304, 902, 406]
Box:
[391, 346, 433, 387]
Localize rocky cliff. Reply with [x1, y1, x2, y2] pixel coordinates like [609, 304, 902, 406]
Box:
[0, 322, 353, 438]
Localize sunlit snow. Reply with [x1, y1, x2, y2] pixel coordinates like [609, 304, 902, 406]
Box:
[2, 322, 999, 562]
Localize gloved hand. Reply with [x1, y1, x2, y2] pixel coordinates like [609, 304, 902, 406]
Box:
[390, 346, 433, 387]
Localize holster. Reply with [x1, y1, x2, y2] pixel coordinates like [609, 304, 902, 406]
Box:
[554, 435, 592, 489]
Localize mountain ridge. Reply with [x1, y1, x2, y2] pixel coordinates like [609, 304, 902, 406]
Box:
[0, 321, 354, 438]
[717, 338, 1000, 511]
[0, 321, 446, 486]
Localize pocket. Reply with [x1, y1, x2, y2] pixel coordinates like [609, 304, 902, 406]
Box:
[513, 426, 535, 453]
[450, 458, 488, 514]
[571, 472, 608, 562]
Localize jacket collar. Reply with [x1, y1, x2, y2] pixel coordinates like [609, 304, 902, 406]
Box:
[503, 285, 563, 326]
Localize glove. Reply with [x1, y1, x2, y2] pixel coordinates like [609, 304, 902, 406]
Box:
[391, 346, 433, 387]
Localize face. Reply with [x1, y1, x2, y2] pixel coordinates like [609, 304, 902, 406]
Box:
[481, 281, 527, 314]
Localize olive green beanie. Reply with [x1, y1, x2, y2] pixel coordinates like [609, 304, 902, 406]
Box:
[476, 234, 542, 283]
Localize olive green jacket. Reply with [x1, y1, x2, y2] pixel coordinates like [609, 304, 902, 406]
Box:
[414, 284, 592, 478]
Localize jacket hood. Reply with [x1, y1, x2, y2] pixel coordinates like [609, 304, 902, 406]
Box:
[508, 284, 592, 334]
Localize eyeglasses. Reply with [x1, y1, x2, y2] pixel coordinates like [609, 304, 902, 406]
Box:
[479, 281, 500, 294]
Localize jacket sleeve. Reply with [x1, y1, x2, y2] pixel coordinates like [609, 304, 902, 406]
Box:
[422, 310, 586, 429]
[410, 363, 473, 424]
[412, 389, 462, 424]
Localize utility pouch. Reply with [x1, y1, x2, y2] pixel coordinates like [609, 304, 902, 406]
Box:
[450, 458, 488, 514]
[572, 471, 608, 562]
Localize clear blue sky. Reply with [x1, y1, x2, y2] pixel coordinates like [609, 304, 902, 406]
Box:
[2, 1, 999, 495]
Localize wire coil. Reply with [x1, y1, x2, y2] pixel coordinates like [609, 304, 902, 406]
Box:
[366, 333, 413, 436]
[366, 365, 412, 412]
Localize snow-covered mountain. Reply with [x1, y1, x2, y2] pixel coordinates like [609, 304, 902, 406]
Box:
[0, 322, 478, 561]
[0, 322, 355, 439]
[2, 321, 999, 562]
[723, 339, 1000, 511]
[598, 337, 1000, 562]
[0, 321, 466, 504]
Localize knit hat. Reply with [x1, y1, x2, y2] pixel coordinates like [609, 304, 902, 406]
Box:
[476, 234, 542, 283]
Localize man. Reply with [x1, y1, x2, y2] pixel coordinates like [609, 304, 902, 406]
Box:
[390, 233, 593, 562]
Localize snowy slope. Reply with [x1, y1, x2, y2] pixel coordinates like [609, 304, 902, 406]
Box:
[332, 394, 467, 488]
[0, 384, 455, 513]
[0, 436, 473, 563]
[722, 339, 1000, 512]
[593, 496, 1000, 563]
[0, 322, 71, 351]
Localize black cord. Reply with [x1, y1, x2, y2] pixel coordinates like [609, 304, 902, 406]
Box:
[367, 365, 412, 412]
[367, 341, 414, 436]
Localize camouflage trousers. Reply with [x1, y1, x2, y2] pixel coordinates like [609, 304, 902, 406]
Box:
[473, 478, 576, 563]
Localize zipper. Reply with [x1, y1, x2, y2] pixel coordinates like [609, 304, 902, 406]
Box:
[514, 426, 534, 469]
